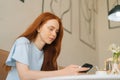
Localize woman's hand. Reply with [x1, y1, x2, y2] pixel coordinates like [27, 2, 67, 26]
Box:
[59, 64, 89, 76]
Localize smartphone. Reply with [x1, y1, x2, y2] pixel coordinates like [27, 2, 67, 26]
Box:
[79, 63, 93, 73]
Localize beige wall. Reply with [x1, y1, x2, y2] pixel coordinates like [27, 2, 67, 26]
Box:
[1, 0, 120, 72]
[57, 0, 98, 68]
[97, 0, 120, 69]
[0, 0, 43, 50]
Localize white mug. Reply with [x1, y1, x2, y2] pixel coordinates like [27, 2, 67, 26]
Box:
[95, 70, 107, 75]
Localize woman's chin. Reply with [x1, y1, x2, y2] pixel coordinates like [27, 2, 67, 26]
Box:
[46, 41, 53, 44]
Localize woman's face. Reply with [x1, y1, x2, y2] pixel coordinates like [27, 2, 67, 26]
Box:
[37, 19, 59, 44]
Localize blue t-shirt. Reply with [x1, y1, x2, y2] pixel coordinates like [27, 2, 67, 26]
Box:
[6, 37, 44, 80]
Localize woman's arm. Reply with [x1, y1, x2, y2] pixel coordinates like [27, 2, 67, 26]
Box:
[16, 62, 89, 80]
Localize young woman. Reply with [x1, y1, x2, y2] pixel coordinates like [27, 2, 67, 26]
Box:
[5, 12, 89, 80]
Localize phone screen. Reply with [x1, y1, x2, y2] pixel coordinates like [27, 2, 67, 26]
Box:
[80, 63, 93, 73]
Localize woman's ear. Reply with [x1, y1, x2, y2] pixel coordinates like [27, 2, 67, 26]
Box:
[37, 27, 41, 32]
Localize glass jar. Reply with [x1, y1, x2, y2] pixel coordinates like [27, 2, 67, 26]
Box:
[110, 53, 120, 74]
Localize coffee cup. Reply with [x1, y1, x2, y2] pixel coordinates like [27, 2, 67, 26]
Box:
[95, 70, 107, 75]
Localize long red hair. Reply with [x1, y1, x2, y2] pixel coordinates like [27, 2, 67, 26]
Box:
[19, 12, 63, 71]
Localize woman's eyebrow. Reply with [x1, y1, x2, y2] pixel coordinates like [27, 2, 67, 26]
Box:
[50, 26, 59, 31]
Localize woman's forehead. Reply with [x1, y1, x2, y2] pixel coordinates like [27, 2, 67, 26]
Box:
[44, 19, 59, 29]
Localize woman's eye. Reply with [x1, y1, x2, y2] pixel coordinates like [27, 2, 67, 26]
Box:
[49, 28, 53, 31]
[48, 26, 59, 34]
[56, 31, 59, 34]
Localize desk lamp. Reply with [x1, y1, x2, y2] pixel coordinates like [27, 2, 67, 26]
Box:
[108, 0, 120, 21]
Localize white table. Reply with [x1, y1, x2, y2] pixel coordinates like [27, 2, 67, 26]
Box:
[40, 74, 120, 80]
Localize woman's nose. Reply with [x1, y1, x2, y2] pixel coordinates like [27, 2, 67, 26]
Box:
[52, 31, 57, 37]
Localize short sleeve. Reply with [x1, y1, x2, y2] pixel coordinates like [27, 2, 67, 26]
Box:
[6, 37, 30, 66]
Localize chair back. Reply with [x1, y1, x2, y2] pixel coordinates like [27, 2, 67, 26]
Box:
[0, 49, 9, 80]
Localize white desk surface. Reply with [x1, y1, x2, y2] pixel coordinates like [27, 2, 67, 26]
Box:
[39, 74, 120, 80]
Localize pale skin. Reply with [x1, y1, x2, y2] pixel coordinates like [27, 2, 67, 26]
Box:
[16, 19, 89, 80]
